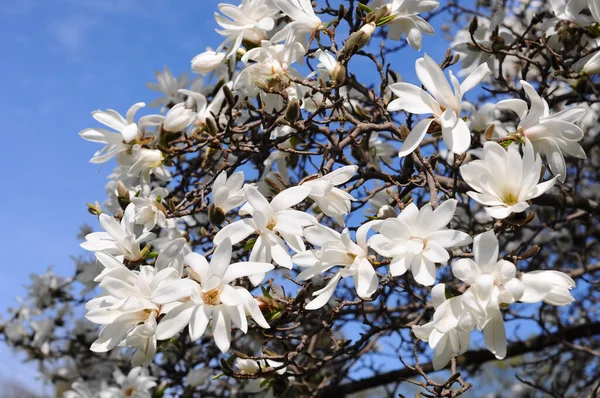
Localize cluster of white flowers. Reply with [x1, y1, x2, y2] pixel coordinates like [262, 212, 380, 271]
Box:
[49, 0, 599, 394]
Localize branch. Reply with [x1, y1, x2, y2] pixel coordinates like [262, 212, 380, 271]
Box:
[318, 321, 600, 396]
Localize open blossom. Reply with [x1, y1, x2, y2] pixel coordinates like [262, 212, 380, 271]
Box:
[214, 185, 315, 281]
[272, 0, 324, 45]
[460, 140, 558, 219]
[412, 284, 484, 370]
[79, 102, 156, 164]
[367, 0, 439, 50]
[209, 170, 246, 225]
[120, 146, 172, 183]
[146, 66, 196, 110]
[307, 49, 338, 82]
[293, 222, 380, 310]
[236, 41, 305, 111]
[388, 54, 490, 156]
[214, 0, 280, 60]
[85, 264, 179, 365]
[151, 238, 274, 352]
[452, 230, 525, 359]
[80, 204, 155, 262]
[495, 80, 586, 182]
[131, 187, 175, 232]
[368, 199, 472, 285]
[301, 165, 358, 226]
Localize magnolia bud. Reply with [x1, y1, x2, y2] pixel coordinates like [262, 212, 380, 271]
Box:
[468, 16, 478, 35]
[285, 99, 300, 122]
[116, 181, 131, 209]
[583, 52, 600, 76]
[191, 51, 226, 75]
[205, 115, 219, 136]
[222, 84, 236, 108]
[377, 204, 398, 219]
[484, 124, 495, 141]
[208, 203, 226, 226]
[332, 62, 346, 86]
[339, 22, 376, 62]
[163, 103, 196, 132]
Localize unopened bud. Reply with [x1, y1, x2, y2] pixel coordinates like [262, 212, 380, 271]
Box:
[339, 22, 376, 62]
[208, 203, 226, 226]
[205, 116, 219, 136]
[377, 204, 398, 219]
[338, 4, 346, 19]
[285, 99, 300, 122]
[191, 50, 226, 75]
[87, 202, 102, 216]
[332, 63, 346, 86]
[400, 125, 411, 140]
[484, 124, 495, 141]
[116, 182, 131, 209]
[223, 84, 236, 108]
[468, 16, 478, 35]
[163, 103, 196, 133]
[520, 245, 540, 260]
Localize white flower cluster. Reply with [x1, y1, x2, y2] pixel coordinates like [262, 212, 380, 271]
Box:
[65, 0, 598, 393]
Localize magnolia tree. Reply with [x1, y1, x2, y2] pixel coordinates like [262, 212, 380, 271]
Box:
[4, 0, 600, 397]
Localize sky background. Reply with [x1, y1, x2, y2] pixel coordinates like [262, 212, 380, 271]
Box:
[0, 0, 491, 395]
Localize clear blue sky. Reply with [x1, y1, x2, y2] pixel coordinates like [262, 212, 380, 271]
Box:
[0, 0, 470, 393]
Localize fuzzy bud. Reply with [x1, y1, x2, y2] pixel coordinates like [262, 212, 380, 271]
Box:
[339, 22, 376, 62]
[285, 99, 300, 122]
[332, 62, 346, 86]
[468, 16, 478, 35]
[208, 203, 226, 226]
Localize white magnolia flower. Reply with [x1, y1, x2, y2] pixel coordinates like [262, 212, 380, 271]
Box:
[307, 49, 338, 82]
[211, 170, 246, 216]
[146, 66, 196, 110]
[162, 103, 197, 132]
[131, 187, 175, 232]
[191, 50, 227, 75]
[235, 357, 287, 394]
[495, 80, 586, 182]
[236, 41, 306, 111]
[80, 204, 155, 262]
[85, 264, 179, 364]
[388, 54, 490, 156]
[301, 165, 358, 226]
[460, 140, 558, 219]
[111, 367, 157, 398]
[544, 0, 594, 33]
[215, 0, 280, 61]
[293, 222, 380, 310]
[214, 185, 315, 281]
[120, 146, 172, 184]
[79, 103, 157, 164]
[151, 238, 274, 352]
[520, 270, 575, 306]
[272, 0, 324, 45]
[452, 230, 525, 359]
[412, 284, 483, 370]
[368, 199, 472, 285]
[463, 102, 505, 137]
[367, 0, 439, 50]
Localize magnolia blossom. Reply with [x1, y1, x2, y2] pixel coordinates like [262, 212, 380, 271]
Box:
[520, 270, 576, 306]
[388, 54, 490, 156]
[583, 51, 600, 75]
[460, 140, 558, 219]
[151, 239, 274, 352]
[146, 66, 196, 110]
[162, 103, 196, 132]
[214, 0, 280, 60]
[369, 199, 472, 285]
[367, 0, 439, 50]
[85, 264, 179, 365]
[272, 0, 324, 45]
[307, 49, 339, 82]
[209, 170, 246, 225]
[191, 50, 227, 75]
[590, 0, 600, 24]
[301, 165, 358, 226]
[81, 204, 155, 262]
[496, 80, 586, 182]
[452, 230, 525, 359]
[214, 185, 315, 280]
[119, 146, 172, 183]
[131, 187, 175, 232]
[293, 222, 380, 310]
[236, 41, 305, 111]
[79, 102, 154, 164]
[412, 284, 484, 370]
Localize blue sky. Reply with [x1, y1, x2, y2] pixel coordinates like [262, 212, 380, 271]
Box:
[0, 0, 475, 394]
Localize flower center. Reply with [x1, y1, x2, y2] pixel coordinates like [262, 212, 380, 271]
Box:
[503, 193, 519, 206]
[266, 218, 277, 231]
[202, 288, 222, 306]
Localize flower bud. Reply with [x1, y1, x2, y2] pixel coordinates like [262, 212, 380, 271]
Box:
[208, 203, 226, 225]
[332, 62, 346, 86]
[191, 51, 226, 75]
[582, 52, 600, 76]
[163, 103, 196, 132]
[285, 99, 300, 122]
[468, 16, 478, 35]
[339, 22, 376, 62]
